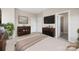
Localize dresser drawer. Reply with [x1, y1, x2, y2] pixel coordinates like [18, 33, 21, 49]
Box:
[17, 26, 31, 36]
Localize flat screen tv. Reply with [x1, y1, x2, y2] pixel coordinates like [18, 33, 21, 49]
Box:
[44, 15, 55, 24]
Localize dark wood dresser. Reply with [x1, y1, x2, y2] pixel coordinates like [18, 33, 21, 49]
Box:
[42, 27, 55, 37]
[17, 26, 31, 36]
[0, 33, 6, 51]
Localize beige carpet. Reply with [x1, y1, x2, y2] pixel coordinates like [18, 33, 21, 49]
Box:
[6, 33, 69, 51]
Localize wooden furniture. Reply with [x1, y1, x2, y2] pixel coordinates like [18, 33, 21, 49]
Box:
[42, 27, 55, 37]
[0, 33, 6, 51]
[17, 26, 31, 36]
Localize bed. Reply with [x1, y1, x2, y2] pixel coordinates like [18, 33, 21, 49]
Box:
[15, 33, 68, 51]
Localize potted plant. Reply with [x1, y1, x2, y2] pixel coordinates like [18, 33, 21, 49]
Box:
[4, 23, 14, 39]
[0, 24, 9, 40]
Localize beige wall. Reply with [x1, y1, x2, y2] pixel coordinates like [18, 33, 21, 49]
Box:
[2, 8, 15, 24]
[69, 9, 79, 42]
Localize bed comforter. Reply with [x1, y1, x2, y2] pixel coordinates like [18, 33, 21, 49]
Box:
[15, 34, 48, 51]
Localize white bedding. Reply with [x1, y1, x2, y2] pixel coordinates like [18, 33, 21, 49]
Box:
[26, 37, 68, 51]
[15, 33, 69, 51]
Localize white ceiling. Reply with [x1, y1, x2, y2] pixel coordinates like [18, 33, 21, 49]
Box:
[18, 8, 48, 14]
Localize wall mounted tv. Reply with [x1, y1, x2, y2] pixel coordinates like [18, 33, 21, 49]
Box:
[44, 15, 55, 24]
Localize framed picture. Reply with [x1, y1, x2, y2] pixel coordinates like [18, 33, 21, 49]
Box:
[18, 16, 28, 24]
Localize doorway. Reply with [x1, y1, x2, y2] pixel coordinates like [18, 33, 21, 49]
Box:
[57, 12, 68, 40]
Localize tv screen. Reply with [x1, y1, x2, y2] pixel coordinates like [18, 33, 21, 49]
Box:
[44, 15, 55, 24]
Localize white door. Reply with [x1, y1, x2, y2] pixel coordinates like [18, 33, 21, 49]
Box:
[56, 15, 61, 38]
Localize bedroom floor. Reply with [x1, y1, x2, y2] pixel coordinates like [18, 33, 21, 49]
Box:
[6, 33, 69, 51]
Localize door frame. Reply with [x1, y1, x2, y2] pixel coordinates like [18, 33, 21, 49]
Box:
[55, 10, 70, 41]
